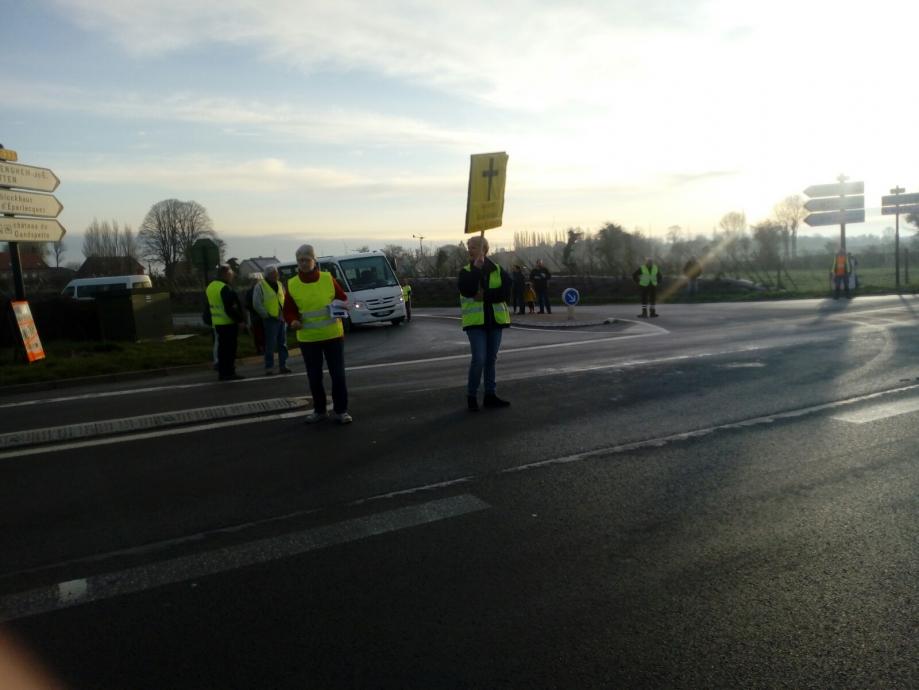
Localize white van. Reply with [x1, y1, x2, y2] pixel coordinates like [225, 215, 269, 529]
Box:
[278, 251, 407, 326]
[62, 275, 153, 300]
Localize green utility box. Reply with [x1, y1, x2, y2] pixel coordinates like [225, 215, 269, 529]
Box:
[95, 289, 174, 341]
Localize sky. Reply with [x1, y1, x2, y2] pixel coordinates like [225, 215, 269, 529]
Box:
[3, 0, 919, 264]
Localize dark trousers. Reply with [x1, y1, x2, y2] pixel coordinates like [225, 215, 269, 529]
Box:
[536, 288, 551, 313]
[299, 339, 348, 414]
[833, 275, 850, 299]
[512, 287, 525, 314]
[640, 285, 657, 308]
[214, 324, 238, 377]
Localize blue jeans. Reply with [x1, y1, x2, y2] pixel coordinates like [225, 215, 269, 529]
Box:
[262, 317, 289, 370]
[299, 339, 348, 414]
[536, 289, 551, 313]
[466, 327, 503, 396]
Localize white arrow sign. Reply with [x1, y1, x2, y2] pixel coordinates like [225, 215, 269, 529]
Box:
[0, 217, 66, 242]
[0, 189, 63, 218]
[0, 161, 60, 193]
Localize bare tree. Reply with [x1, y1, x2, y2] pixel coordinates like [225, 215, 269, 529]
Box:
[773, 195, 807, 259]
[52, 240, 66, 267]
[83, 219, 137, 258]
[718, 211, 747, 237]
[138, 199, 216, 280]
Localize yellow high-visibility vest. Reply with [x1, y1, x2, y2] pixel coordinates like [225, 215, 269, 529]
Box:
[206, 280, 233, 326]
[639, 265, 659, 287]
[460, 264, 510, 328]
[261, 280, 285, 318]
[287, 272, 343, 342]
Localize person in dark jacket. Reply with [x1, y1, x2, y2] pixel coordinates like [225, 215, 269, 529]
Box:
[511, 264, 526, 314]
[530, 259, 552, 313]
[458, 235, 512, 411]
[206, 265, 247, 380]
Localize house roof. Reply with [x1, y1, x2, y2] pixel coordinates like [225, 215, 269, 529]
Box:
[0, 252, 50, 270]
[238, 257, 280, 275]
[76, 256, 146, 278]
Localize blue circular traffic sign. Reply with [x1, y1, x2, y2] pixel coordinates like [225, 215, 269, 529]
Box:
[562, 288, 580, 306]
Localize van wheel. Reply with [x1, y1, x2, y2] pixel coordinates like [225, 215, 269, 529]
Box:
[343, 319, 353, 333]
[391, 317, 405, 326]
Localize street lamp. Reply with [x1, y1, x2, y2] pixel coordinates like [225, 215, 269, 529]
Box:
[412, 234, 425, 257]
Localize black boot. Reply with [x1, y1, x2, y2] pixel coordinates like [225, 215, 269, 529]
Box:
[483, 393, 510, 408]
[467, 395, 479, 412]
[650, 308, 659, 318]
[637, 308, 648, 318]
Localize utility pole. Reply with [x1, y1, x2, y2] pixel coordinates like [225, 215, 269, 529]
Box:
[412, 234, 426, 274]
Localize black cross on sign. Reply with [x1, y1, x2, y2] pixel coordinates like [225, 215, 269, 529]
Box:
[482, 157, 500, 201]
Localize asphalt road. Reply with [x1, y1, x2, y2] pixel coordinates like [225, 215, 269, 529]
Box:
[0, 297, 917, 688]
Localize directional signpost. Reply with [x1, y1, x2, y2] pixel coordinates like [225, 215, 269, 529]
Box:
[0, 147, 65, 317]
[0, 189, 63, 218]
[803, 175, 864, 251]
[0, 161, 60, 193]
[880, 187, 919, 288]
[0, 217, 66, 243]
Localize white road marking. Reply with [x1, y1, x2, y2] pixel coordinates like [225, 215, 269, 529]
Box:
[0, 397, 309, 450]
[0, 494, 490, 623]
[831, 396, 919, 424]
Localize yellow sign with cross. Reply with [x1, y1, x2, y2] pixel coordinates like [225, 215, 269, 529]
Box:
[464, 151, 508, 234]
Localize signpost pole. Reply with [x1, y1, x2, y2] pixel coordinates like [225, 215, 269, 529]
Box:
[8, 241, 25, 300]
[837, 174, 848, 252]
[891, 186, 905, 289]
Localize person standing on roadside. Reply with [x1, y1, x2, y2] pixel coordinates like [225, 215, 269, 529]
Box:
[206, 264, 247, 381]
[283, 244, 353, 424]
[253, 265, 292, 376]
[633, 256, 662, 318]
[511, 264, 526, 315]
[458, 235, 512, 411]
[830, 248, 851, 300]
[401, 278, 413, 321]
[530, 259, 552, 314]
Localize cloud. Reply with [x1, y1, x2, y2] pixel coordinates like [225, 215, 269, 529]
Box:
[55, 155, 460, 194]
[0, 78, 478, 150]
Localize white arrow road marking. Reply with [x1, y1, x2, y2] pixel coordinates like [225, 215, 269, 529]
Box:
[0, 494, 490, 623]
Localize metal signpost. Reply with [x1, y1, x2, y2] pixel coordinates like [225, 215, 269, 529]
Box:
[0, 145, 64, 364]
[803, 175, 865, 251]
[880, 188, 919, 289]
[562, 287, 580, 321]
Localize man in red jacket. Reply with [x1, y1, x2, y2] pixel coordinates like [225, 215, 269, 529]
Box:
[283, 244, 353, 424]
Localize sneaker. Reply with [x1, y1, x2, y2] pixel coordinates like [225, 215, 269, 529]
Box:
[331, 411, 353, 424]
[305, 411, 327, 424]
[467, 395, 479, 412]
[279, 366, 293, 374]
[483, 393, 510, 408]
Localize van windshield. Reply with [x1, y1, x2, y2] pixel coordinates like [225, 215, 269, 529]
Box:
[339, 256, 398, 290]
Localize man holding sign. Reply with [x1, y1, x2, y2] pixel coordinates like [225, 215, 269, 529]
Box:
[458, 235, 512, 411]
[460, 152, 511, 411]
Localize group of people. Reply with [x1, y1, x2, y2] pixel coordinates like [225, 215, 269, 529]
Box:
[206, 244, 353, 424]
[207, 240, 860, 425]
[510, 260, 553, 315]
